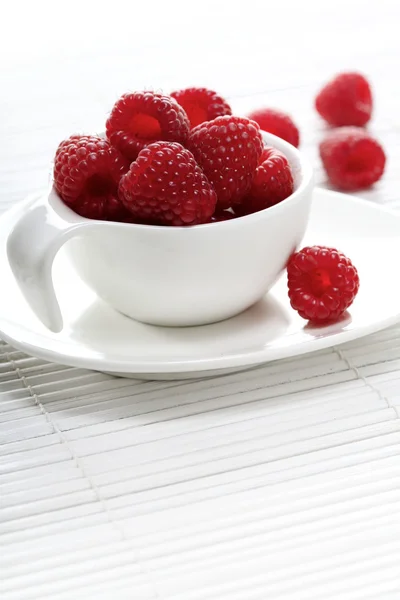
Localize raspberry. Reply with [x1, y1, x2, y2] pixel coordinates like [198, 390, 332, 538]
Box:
[118, 141, 216, 226]
[53, 135, 130, 220]
[106, 91, 190, 161]
[171, 87, 232, 128]
[247, 108, 300, 147]
[315, 72, 372, 127]
[319, 127, 386, 191]
[237, 146, 294, 215]
[188, 115, 263, 209]
[287, 246, 359, 322]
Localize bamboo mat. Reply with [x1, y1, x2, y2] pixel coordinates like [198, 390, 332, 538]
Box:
[1, 330, 400, 599]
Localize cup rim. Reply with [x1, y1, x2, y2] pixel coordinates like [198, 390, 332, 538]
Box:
[49, 130, 314, 231]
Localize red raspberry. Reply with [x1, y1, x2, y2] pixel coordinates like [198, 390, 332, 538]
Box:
[188, 115, 263, 209]
[106, 91, 190, 161]
[118, 141, 216, 226]
[53, 135, 130, 220]
[171, 87, 232, 128]
[237, 146, 294, 215]
[247, 108, 300, 147]
[315, 72, 372, 127]
[287, 246, 360, 322]
[319, 127, 386, 191]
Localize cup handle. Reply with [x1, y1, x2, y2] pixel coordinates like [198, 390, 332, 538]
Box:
[7, 195, 86, 332]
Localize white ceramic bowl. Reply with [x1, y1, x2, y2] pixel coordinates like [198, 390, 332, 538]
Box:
[7, 132, 314, 332]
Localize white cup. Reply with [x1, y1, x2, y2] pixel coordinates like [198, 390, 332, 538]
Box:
[7, 132, 314, 332]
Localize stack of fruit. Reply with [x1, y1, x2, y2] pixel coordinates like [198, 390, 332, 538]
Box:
[53, 73, 384, 322]
[54, 87, 297, 226]
[53, 74, 386, 227]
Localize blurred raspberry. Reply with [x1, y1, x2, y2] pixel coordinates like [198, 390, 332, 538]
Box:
[247, 108, 300, 147]
[320, 127, 385, 190]
[315, 72, 373, 127]
[171, 87, 232, 127]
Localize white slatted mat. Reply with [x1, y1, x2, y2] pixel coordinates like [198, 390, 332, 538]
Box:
[1, 1, 400, 597]
[1, 330, 400, 599]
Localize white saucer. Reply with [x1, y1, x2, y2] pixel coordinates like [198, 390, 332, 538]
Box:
[1, 189, 399, 380]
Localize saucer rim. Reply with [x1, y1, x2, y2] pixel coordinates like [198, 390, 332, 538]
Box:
[1, 188, 399, 376]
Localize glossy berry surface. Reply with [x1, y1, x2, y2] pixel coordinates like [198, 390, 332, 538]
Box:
[188, 115, 263, 209]
[118, 141, 217, 226]
[287, 245, 360, 322]
[106, 91, 190, 161]
[237, 146, 294, 215]
[54, 135, 129, 220]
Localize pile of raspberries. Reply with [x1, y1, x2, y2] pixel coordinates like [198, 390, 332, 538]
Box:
[54, 73, 385, 227]
[53, 73, 383, 322]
